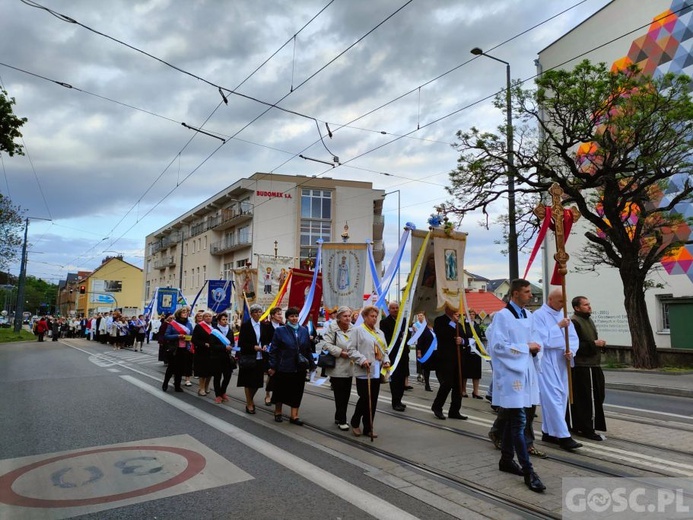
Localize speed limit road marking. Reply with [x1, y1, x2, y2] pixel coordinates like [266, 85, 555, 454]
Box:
[0, 435, 252, 519]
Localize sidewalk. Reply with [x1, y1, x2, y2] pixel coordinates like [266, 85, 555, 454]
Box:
[605, 368, 693, 398]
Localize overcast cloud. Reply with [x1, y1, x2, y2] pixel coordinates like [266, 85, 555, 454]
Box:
[0, 0, 611, 285]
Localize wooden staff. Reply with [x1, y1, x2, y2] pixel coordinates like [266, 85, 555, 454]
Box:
[456, 294, 464, 397]
[534, 183, 580, 404]
[366, 363, 374, 442]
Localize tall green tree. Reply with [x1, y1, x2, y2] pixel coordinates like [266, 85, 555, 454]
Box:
[447, 60, 693, 369]
[0, 88, 26, 156]
[0, 194, 23, 272]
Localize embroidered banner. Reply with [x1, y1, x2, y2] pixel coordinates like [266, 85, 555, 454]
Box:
[156, 288, 179, 315]
[321, 243, 367, 310]
[233, 268, 258, 306]
[255, 254, 294, 308]
[207, 280, 233, 313]
[289, 268, 322, 325]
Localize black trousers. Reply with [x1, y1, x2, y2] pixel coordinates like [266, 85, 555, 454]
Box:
[330, 376, 352, 425]
[212, 359, 233, 397]
[433, 368, 461, 415]
[351, 378, 380, 434]
[389, 364, 406, 406]
[163, 350, 188, 389]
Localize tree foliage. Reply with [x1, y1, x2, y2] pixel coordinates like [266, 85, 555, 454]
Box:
[447, 60, 693, 368]
[0, 88, 26, 157]
[0, 193, 23, 272]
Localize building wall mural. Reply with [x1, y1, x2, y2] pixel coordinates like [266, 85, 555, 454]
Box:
[614, 0, 693, 283]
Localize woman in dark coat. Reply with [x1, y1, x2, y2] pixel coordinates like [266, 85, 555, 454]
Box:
[192, 311, 214, 396]
[237, 304, 273, 414]
[267, 307, 315, 425]
[162, 306, 194, 392]
[209, 312, 236, 403]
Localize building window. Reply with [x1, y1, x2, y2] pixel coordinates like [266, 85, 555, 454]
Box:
[183, 270, 187, 289]
[145, 281, 150, 300]
[238, 225, 251, 244]
[236, 259, 248, 268]
[196, 267, 200, 286]
[223, 263, 233, 280]
[146, 261, 151, 273]
[300, 189, 332, 265]
[203, 236, 207, 249]
[185, 243, 188, 255]
[657, 295, 672, 332]
[203, 266, 207, 282]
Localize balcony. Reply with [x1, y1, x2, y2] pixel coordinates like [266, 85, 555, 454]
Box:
[212, 204, 253, 232]
[372, 214, 384, 240]
[210, 235, 252, 255]
[154, 256, 176, 270]
[372, 241, 385, 262]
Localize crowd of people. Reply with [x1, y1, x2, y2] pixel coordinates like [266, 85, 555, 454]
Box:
[35, 280, 607, 496]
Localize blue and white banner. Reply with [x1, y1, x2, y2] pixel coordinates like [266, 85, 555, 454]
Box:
[207, 280, 232, 313]
[157, 288, 179, 315]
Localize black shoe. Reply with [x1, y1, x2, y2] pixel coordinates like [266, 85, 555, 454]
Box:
[392, 404, 406, 412]
[485, 395, 492, 402]
[425, 386, 432, 392]
[245, 406, 256, 415]
[274, 414, 283, 423]
[162, 382, 168, 392]
[577, 430, 603, 441]
[498, 459, 524, 476]
[404, 385, 414, 390]
[432, 408, 446, 420]
[559, 437, 583, 451]
[174, 387, 184, 392]
[524, 472, 546, 492]
[541, 432, 559, 444]
[448, 413, 468, 420]
[289, 417, 304, 426]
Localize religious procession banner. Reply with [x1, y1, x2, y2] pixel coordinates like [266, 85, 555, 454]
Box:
[410, 228, 468, 315]
[255, 254, 294, 308]
[233, 268, 258, 306]
[321, 243, 367, 310]
[207, 280, 233, 313]
[156, 288, 179, 315]
[289, 268, 322, 325]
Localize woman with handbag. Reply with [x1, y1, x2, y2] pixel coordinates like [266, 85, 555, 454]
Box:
[236, 304, 271, 414]
[317, 306, 354, 431]
[267, 307, 315, 425]
[162, 306, 194, 392]
[209, 312, 236, 403]
[347, 305, 391, 439]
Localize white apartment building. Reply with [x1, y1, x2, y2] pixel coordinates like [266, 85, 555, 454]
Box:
[144, 172, 386, 304]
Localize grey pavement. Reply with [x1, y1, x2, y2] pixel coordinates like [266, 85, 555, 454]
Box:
[604, 368, 693, 398]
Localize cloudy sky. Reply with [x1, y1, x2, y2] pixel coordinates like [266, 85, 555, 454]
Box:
[0, 0, 612, 285]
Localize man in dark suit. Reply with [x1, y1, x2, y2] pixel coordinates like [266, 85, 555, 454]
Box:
[379, 301, 409, 412]
[431, 304, 468, 420]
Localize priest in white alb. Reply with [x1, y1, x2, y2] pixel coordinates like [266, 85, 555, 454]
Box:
[533, 288, 582, 451]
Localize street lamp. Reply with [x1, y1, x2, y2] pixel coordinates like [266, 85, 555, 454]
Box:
[382, 190, 401, 299]
[470, 47, 519, 281]
[13, 216, 52, 332]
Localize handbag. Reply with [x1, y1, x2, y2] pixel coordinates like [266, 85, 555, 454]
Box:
[239, 354, 257, 370]
[317, 349, 336, 369]
[296, 351, 310, 371]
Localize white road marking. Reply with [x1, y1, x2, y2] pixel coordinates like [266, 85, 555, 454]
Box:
[121, 375, 419, 520]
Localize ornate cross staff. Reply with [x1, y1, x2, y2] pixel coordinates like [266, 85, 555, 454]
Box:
[534, 183, 581, 403]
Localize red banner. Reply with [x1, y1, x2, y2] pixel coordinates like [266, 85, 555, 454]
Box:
[288, 268, 323, 326]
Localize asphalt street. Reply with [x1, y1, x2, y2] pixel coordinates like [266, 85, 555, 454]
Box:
[0, 340, 456, 520]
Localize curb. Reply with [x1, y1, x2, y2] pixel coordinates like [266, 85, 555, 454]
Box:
[605, 382, 693, 398]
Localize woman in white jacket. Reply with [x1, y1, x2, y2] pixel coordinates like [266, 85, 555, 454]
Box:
[347, 306, 391, 439]
[318, 306, 354, 431]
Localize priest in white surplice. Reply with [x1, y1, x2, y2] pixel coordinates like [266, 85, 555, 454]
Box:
[533, 288, 582, 451]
